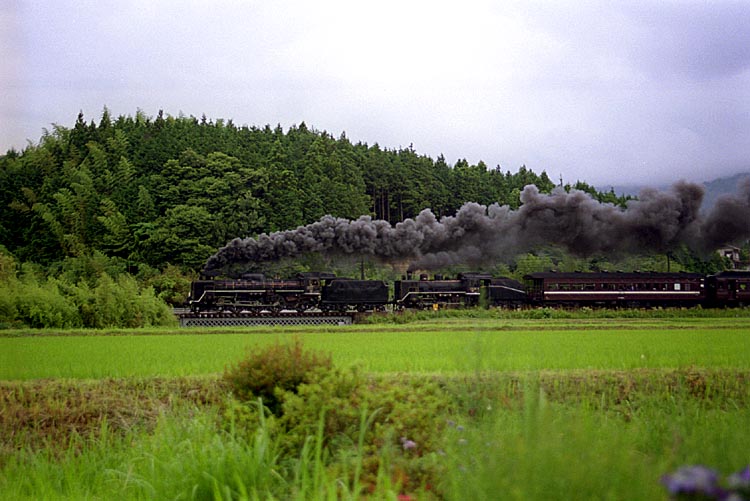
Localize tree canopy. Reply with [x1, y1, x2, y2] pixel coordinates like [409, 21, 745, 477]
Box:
[1, 109, 593, 273]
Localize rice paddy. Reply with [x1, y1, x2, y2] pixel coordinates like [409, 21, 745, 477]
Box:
[2, 314, 750, 499]
[2, 317, 750, 379]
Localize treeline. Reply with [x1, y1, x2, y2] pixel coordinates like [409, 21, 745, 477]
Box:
[0, 108, 630, 272]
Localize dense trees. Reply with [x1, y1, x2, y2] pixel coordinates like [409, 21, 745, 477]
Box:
[1, 109, 578, 273]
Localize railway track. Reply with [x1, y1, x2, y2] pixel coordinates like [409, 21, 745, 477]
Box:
[175, 309, 357, 327]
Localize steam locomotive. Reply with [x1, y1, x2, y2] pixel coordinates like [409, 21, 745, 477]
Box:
[187, 270, 750, 313]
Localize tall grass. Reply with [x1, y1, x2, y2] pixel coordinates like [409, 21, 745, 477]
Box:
[4, 379, 749, 500]
[439, 379, 750, 500]
[3, 405, 287, 500]
[1, 402, 410, 500]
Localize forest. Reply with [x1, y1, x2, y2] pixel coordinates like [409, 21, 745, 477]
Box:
[0, 108, 723, 328]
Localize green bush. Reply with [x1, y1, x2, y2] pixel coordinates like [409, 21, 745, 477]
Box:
[223, 338, 333, 415]
[87, 274, 175, 328]
[13, 278, 82, 328]
[0, 284, 19, 328]
[0, 265, 176, 329]
[277, 370, 452, 493]
[138, 263, 195, 306]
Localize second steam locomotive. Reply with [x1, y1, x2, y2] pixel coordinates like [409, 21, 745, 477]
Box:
[187, 270, 750, 313]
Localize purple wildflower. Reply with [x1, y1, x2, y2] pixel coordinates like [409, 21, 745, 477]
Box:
[400, 436, 417, 450]
[727, 466, 750, 495]
[661, 465, 723, 499]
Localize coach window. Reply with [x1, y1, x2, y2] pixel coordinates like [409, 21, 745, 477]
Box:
[674, 283, 681, 291]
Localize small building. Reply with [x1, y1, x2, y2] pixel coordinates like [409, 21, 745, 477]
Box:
[717, 246, 746, 270]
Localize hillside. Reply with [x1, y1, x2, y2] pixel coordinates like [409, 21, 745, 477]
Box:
[702, 172, 750, 210]
[609, 171, 750, 212]
[0, 110, 566, 271]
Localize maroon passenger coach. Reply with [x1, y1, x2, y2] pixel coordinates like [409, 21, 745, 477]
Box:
[523, 272, 706, 307]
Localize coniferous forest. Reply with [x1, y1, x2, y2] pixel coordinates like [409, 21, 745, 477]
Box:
[0, 109, 704, 327]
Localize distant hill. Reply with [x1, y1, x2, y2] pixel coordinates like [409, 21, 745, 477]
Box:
[701, 173, 750, 210]
[606, 172, 750, 212]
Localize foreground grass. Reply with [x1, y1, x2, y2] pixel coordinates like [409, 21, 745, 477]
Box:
[3, 315, 749, 499]
[2, 371, 750, 500]
[2, 317, 750, 379]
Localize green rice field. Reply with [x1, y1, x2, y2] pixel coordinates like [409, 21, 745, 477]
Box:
[3, 315, 750, 500]
[2, 317, 750, 379]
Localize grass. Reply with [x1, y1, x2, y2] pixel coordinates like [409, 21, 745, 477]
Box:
[2, 313, 750, 499]
[2, 318, 750, 379]
[3, 372, 750, 500]
[440, 389, 750, 500]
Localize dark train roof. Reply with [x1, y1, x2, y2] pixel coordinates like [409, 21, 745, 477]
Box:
[524, 272, 704, 280]
[710, 271, 750, 279]
[490, 277, 525, 286]
[457, 272, 493, 280]
[297, 272, 337, 280]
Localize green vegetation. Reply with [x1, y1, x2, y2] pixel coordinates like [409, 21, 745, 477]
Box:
[2, 333, 749, 499]
[2, 317, 750, 379]
[0, 109, 569, 273]
[0, 251, 177, 329]
[224, 338, 333, 415]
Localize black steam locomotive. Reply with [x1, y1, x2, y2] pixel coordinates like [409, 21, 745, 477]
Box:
[187, 270, 750, 313]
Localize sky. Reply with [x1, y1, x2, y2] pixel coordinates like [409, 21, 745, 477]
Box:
[1, 0, 749, 187]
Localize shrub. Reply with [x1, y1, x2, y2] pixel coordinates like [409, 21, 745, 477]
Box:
[223, 338, 333, 415]
[137, 264, 195, 306]
[278, 370, 454, 494]
[14, 278, 82, 328]
[87, 273, 176, 328]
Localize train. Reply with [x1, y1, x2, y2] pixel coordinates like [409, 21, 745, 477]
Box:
[187, 270, 750, 313]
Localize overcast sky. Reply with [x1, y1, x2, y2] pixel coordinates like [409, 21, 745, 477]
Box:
[2, 0, 749, 187]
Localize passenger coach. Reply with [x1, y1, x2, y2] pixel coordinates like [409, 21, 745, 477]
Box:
[524, 272, 706, 307]
[706, 271, 750, 306]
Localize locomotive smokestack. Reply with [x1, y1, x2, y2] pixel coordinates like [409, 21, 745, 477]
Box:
[204, 179, 750, 273]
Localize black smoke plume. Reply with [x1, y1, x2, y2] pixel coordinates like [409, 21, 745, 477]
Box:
[204, 179, 750, 273]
